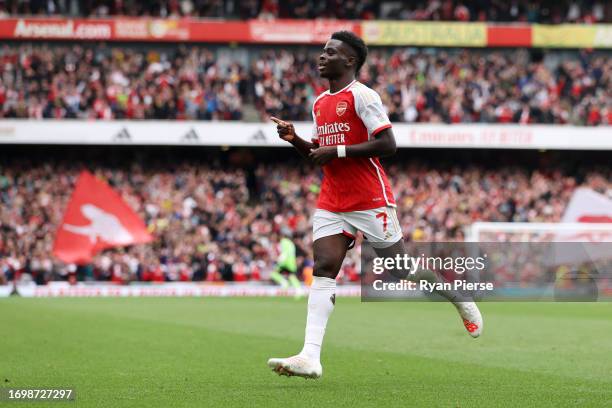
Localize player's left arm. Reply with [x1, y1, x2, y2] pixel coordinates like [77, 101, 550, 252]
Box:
[345, 127, 396, 158]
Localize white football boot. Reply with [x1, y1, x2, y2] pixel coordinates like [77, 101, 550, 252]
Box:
[267, 355, 322, 379]
[454, 302, 483, 338]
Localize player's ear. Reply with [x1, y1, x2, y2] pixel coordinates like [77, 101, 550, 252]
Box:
[345, 55, 356, 70]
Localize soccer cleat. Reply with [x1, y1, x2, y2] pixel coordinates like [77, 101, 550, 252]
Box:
[267, 355, 322, 379]
[454, 302, 483, 338]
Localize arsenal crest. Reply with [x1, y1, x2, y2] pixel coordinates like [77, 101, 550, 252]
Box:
[336, 101, 348, 116]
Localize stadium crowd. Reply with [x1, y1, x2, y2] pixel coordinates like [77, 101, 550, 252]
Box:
[0, 0, 610, 23]
[1, 44, 610, 125]
[263, 48, 612, 125]
[0, 44, 246, 120]
[1, 153, 610, 284]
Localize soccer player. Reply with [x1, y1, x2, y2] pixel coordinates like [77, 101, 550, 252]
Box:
[270, 234, 303, 298]
[267, 31, 483, 379]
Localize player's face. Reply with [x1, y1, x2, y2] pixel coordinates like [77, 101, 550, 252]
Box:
[318, 39, 355, 79]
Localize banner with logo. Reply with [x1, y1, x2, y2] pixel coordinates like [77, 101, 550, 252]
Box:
[249, 19, 360, 43]
[362, 21, 486, 46]
[0, 18, 610, 47]
[0, 17, 353, 44]
[114, 18, 189, 41]
[1, 121, 611, 150]
[532, 24, 612, 48]
[0, 282, 362, 298]
[0, 18, 113, 40]
[0, 18, 191, 42]
[53, 170, 152, 264]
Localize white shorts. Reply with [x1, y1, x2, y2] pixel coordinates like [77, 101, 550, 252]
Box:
[313, 207, 403, 249]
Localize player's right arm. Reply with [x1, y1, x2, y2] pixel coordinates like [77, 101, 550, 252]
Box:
[270, 116, 316, 158]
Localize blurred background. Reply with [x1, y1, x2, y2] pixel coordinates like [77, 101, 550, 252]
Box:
[0, 0, 610, 294]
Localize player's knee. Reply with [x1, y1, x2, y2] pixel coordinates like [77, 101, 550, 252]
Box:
[313, 257, 339, 279]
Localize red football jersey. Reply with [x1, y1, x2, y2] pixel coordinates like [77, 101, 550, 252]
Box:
[312, 80, 396, 212]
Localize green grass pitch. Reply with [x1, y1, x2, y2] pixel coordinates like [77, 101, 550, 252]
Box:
[1, 297, 611, 407]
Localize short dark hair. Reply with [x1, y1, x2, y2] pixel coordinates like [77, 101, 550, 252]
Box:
[331, 30, 368, 74]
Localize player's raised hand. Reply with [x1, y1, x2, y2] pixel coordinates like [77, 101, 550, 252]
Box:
[270, 116, 296, 142]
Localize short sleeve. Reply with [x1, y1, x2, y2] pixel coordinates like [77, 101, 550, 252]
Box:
[354, 85, 392, 138]
[311, 106, 319, 143]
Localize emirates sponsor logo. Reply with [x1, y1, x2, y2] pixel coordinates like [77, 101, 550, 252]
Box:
[336, 101, 348, 116]
[316, 122, 350, 136]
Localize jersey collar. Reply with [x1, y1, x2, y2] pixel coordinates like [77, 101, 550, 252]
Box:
[328, 80, 357, 95]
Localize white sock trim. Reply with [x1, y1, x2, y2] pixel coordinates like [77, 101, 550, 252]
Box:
[311, 276, 336, 289]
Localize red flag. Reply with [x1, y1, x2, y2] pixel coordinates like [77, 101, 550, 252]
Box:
[53, 170, 153, 264]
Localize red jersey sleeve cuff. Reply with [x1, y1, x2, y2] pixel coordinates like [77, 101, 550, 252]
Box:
[342, 230, 356, 240]
[371, 124, 392, 137]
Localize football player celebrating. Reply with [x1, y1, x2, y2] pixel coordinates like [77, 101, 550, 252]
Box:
[268, 31, 483, 379]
